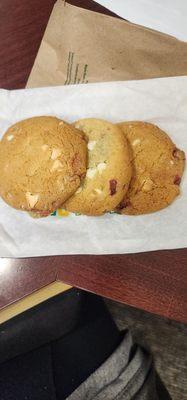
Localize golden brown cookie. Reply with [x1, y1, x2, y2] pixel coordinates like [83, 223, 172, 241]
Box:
[117, 121, 185, 215]
[0, 116, 87, 214]
[64, 118, 132, 215]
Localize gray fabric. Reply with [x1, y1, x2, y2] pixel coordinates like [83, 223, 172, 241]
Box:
[134, 369, 158, 400]
[67, 331, 157, 400]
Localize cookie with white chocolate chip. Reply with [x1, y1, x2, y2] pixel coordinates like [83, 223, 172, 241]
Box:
[117, 121, 185, 215]
[64, 118, 132, 215]
[0, 116, 87, 215]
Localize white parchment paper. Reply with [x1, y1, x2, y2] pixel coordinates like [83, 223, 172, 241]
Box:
[0, 76, 187, 257]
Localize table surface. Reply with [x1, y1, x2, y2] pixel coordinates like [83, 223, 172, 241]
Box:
[0, 0, 187, 323]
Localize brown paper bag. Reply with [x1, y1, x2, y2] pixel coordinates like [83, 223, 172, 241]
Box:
[27, 0, 187, 88]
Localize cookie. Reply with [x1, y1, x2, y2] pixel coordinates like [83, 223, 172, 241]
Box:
[0, 116, 87, 214]
[117, 121, 185, 215]
[64, 118, 132, 215]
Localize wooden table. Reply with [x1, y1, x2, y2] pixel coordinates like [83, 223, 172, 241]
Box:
[0, 0, 186, 323]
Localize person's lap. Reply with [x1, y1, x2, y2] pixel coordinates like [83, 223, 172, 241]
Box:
[0, 289, 171, 399]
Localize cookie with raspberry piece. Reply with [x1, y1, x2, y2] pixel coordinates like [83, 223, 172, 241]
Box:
[64, 118, 132, 215]
[117, 121, 185, 215]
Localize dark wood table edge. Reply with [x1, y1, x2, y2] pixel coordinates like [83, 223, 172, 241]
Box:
[1, 249, 187, 323]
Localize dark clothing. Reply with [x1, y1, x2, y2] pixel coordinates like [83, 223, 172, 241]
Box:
[0, 289, 171, 399]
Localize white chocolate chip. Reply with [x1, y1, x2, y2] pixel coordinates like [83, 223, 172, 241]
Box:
[170, 160, 174, 165]
[42, 144, 49, 151]
[75, 186, 83, 194]
[142, 178, 154, 192]
[26, 192, 39, 208]
[94, 188, 102, 195]
[51, 159, 63, 171]
[51, 148, 61, 160]
[59, 121, 64, 126]
[86, 168, 97, 179]
[7, 193, 13, 198]
[88, 141, 96, 151]
[132, 139, 141, 146]
[7, 134, 14, 141]
[97, 162, 106, 172]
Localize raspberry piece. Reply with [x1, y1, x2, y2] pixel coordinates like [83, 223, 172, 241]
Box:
[109, 179, 117, 195]
[174, 175, 181, 185]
